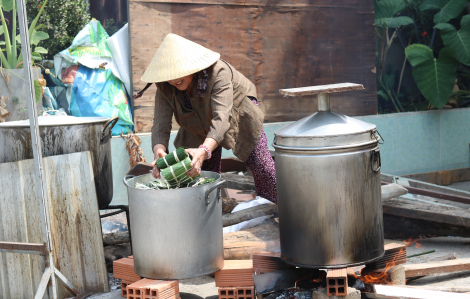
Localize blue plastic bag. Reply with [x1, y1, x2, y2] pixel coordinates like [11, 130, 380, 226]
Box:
[71, 65, 133, 135]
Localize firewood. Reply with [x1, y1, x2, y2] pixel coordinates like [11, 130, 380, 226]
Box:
[222, 204, 277, 227]
[373, 285, 469, 299]
[404, 258, 470, 278]
[103, 231, 130, 246]
[223, 217, 280, 260]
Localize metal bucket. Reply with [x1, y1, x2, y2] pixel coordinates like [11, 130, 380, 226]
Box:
[123, 171, 226, 279]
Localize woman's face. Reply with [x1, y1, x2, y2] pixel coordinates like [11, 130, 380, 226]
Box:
[167, 74, 194, 91]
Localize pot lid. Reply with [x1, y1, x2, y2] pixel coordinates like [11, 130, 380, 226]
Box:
[274, 110, 377, 149]
[0, 116, 110, 127]
[274, 83, 379, 149]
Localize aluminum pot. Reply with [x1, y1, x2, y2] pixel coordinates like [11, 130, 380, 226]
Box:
[0, 116, 118, 209]
[123, 171, 226, 279]
[273, 94, 384, 268]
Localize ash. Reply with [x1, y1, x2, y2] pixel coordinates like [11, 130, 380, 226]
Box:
[272, 289, 312, 299]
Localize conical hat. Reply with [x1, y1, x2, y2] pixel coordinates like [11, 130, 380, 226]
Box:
[141, 33, 220, 83]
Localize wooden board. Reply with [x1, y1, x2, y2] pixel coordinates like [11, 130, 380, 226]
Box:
[373, 285, 470, 299]
[404, 258, 470, 278]
[0, 152, 109, 298]
[401, 168, 470, 186]
[279, 83, 364, 97]
[129, 0, 377, 133]
[382, 198, 470, 227]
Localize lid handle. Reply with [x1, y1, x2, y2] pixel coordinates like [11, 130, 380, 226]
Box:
[279, 83, 364, 111]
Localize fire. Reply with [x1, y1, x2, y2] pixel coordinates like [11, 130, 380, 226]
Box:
[403, 238, 423, 249]
[359, 248, 405, 284]
[294, 276, 309, 289]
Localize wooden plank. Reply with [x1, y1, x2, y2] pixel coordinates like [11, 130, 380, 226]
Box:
[404, 258, 470, 278]
[401, 168, 470, 186]
[221, 173, 256, 191]
[279, 83, 364, 97]
[373, 285, 470, 299]
[383, 214, 470, 239]
[383, 198, 470, 227]
[0, 153, 108, 299]
[382, 173, 470, 198]
[44, 152, 109, 297]
[130, 2, 377, 133]
[0, 242, 46, 255]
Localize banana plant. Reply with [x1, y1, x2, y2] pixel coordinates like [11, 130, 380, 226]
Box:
[0, 0, 49, 69]
[405, 44, 459, 108]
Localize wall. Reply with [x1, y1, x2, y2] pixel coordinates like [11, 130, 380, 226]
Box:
[111, 108, 470, 205]
[129, 0, 378, 133]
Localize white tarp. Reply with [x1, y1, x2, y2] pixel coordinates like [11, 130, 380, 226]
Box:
[106, 24, 132, 94]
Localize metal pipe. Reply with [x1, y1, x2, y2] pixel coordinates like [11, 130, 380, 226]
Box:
[317, 93, 330, 111]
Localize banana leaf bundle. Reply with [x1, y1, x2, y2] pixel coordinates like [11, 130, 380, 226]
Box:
[156, 147, 188, 169]
[161, 156, 200, 187]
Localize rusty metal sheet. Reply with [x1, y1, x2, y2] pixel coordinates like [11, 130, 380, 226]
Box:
[0, 242, 46, 255]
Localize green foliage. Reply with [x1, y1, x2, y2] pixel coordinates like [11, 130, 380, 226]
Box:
[419, 0, 467, 24]
[434, 15, 470, 66]
[405, 44, 459, 108]
[0, 0, 49, 68]
[375, 0, 414, 28]
[103, 19, 119, 37]
[26, 0, 90, 58]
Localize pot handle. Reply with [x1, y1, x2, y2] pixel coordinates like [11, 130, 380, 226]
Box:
[101, 116, 120, 142]
[370, 149, 381, 173]
[123, 175, 135, 188]
[205, 180, 227, 205]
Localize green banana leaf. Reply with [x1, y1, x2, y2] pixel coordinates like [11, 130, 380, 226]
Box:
[375, 0, 413, 28]
[405, 44, 459, 108]
[0, 0, 14, 12]
[419, 0, 468, 24]
[434, 15, 470, 66]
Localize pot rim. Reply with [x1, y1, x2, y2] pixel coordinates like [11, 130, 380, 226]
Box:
[0, 116, 110, 127]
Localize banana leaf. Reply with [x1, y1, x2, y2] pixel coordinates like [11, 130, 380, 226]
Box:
[157, 147, 188, 169]
[161, 156, 200, 187]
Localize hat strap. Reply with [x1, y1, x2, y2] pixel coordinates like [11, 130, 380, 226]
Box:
[132, 83, 153, 99]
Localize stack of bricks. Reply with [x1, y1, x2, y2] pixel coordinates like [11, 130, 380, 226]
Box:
[126, 278, 180, 299]
[326, 268, 347, 297]
[251, 252, 293, 274]
[215, 260, 255, 299]
[113, 257, 143, 297]
[370, 243, 407, 269]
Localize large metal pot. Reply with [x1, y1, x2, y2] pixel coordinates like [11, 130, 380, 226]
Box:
[273, 93, 384, 268]
[123, 171, 226, 279]
[0, 116, 118, 209]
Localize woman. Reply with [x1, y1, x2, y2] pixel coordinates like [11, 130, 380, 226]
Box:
[135, 33, 277, 203]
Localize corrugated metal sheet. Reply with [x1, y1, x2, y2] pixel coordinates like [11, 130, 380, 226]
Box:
[0, 152, 108, 298]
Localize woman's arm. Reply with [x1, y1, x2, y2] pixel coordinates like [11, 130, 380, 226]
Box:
[185, 138, 218, 177]
[151, 86, 174, 178]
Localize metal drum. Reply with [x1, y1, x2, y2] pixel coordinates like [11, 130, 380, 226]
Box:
[273, 93, 384, 268]
[123, 171, 226, 279]
[0, 115, 118, 209]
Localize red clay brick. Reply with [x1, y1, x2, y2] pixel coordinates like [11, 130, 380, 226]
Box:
[326, 268, 347, 297]
[219, 287, 237, 299]
[236, 286, 255, 299]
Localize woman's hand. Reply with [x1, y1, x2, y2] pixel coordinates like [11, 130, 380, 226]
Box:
[185, 148, 207, 177]
[151, 145, 167, 179]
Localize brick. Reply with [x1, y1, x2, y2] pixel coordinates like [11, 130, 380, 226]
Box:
[219, 287, 237, 299]
[122, 280, 132, 298]
[236, 286, 255, 299]
[326, 268, 347, 297]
